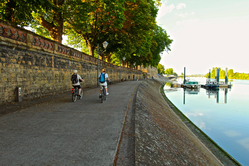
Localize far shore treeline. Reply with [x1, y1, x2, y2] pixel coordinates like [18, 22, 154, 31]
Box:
[157, 65, 249, 80]
[0, 0, 173, 68]
[205, 67, 249, 80]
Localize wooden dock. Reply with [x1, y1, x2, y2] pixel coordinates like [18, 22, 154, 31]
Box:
[171, 83, 231, 89]
[219, 84, 232, 88]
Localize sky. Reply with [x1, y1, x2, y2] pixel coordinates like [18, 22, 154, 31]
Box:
[156, 0, 249, 75]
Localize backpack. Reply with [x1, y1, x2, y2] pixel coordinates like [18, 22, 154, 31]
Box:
[99, 73, 105, 83]
[71, 74, 78, 84]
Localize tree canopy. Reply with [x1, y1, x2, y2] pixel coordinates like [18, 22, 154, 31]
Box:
[0, 0, 52, 27]
[165, 68, 177, 76]
[0, 0, 173, 67]
[157, 63, 165, 74]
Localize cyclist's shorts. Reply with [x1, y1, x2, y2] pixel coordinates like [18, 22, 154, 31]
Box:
[99, 82, 107, 90]
[73, 85, 81, 89]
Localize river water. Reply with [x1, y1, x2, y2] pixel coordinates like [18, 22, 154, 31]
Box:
[164, 77, 249, 165]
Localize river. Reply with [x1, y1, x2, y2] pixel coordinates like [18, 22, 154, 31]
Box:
[164, 77, 249, 165]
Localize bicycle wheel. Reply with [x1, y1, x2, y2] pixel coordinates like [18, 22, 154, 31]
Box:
[101, 88, 105, 103]
[103, 88, 106, 101]
[72, 88, 77, 102]
[104, 92, 107, 101]
[72, 93, 77, 102]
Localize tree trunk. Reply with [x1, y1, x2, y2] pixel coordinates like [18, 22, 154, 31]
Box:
[39, 14, 63, 44]
[5, 0, 16, 24]
[86, 41, 94, 56]
[89, 46, 94, 56]
[107, 56, 111, 63]
[39, 0, 64, 44]
[100, 55, 104, 60]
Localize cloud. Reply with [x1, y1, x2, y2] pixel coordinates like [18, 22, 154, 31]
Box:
[224, 130, 241, 137]
[176, 3, 186, 9]
[175, 12, 195, 18]
[237, 138, 249, 151]
[186, 113, 204, 117]
[175, 13, 188, 17]
[157, 3, 175, 19]
[175, 18, 200, 26]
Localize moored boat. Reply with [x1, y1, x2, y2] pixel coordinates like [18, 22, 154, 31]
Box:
[182, 79, 200, 89]
[201, 78, 219, 89]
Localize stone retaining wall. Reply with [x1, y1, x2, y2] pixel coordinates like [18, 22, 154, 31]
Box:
[0, 20, 143, 105]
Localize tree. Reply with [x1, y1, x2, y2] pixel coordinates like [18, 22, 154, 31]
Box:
[31, 0, 66, 43]
[122, 0, 158, 67]
[220, 69, 225, 79]
[165, 68, 173, 75]
[65, 28, 89, 54]
[0, 0, 51, 27]
[149, 25, 173, 66]
[66, 0, 127, 56]
[1, 0, 67, 43]
[1, 0, 173, 67]
[205, 68, 237, 79]
[110, 0, 172, 68]
[157, 63, 165, 74]
[227, 69, 234, 78]
[208, 67, 221, 78]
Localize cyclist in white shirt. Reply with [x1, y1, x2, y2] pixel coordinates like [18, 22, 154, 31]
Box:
[71, 70, 84, 98]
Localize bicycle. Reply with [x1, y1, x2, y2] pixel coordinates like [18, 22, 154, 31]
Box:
[72, 86, 83, 102]
[100, 85, 107, 103]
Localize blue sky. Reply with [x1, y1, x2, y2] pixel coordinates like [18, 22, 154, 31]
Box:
[156, 0, 249, 75]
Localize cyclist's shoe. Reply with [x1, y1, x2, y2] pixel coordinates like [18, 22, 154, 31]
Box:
[79, 95, 81, 98]
[106, 92, 109, 95]
[99, 94, 102, 98]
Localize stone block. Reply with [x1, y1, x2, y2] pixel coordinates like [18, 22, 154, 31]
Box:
[0, 58, 5, 62]
[10, 58, 16, 63]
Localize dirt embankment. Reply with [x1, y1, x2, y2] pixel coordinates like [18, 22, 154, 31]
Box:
[134, 79, 240, 166]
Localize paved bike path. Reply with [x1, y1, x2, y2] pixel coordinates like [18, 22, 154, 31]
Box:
[0, 80, 141, 166]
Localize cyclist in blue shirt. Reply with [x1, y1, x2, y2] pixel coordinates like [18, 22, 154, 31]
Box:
[99, 68, 109, 98]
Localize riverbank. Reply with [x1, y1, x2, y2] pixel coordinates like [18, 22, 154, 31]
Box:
[133, 78, 241, 165]
[0, 78, 241, 165]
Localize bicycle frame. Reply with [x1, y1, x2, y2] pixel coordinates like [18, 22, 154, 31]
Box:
[72, 86, 83, 102]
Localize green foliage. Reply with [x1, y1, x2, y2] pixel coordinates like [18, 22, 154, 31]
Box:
[165, 68, 173, 75]
[109, 0, 172, 67]
[233, 73, 249, 79]
[29, 22, 51, 39]
[0, 0, 52, 26]
[0, 0, 173, 69]
[150, 25, 173, 66]
[157, 63, 165, 74]
[205, 67, 249, 80]
[105, 0, 157, 64]
[164, 68, 177, 76]
[110, 53, 122, 66]
[66, 0, 127, 56]
[227, 69, 234, 78]
[64, 29, 89, 54]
